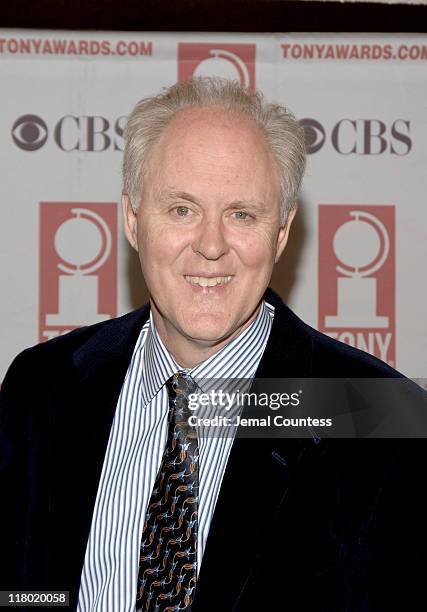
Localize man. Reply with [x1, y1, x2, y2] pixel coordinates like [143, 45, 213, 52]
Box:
[1, 78, 426, 611]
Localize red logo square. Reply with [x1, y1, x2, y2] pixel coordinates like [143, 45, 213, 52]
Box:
[39, 202, 117, 342]
[318, 205, 395, 367]
[178, 43, 256, 89]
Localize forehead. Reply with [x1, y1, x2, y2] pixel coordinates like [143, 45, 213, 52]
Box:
[163, 105, 263, 141]
[149, 106, 273, 166]
[145, 105, 279, 191]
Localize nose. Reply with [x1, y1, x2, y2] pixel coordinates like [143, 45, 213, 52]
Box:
[191, 216, 229, 260]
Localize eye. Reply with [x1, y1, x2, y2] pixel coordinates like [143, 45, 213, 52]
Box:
[11, 114, 48, 151]
[232, 210, 250, 221]
[175, 206, 190, 217]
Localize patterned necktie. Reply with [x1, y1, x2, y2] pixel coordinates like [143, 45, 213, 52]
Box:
[136, 371, 199, 612]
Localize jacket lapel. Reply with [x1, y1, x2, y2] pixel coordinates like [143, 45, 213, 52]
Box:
[193, 289, 317, 610]
[45, 306, 149, 605]
[192, 437, 311, 611]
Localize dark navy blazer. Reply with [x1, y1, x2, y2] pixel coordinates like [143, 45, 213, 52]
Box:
[1, 288, 426, 611]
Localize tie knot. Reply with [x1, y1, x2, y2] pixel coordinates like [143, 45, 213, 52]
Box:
[166, 371, 198, 401]
[165, 372, 198, 438]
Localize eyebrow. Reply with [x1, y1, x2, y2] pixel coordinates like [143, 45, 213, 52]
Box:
[160, 190, 200, 205]
[160, 189, 267, 211]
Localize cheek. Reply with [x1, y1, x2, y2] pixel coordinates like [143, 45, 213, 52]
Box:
[140, 224, 189, 266]
[233, 231, 276, 270]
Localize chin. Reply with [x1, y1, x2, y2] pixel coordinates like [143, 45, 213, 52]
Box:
[181, 314, 234, 344]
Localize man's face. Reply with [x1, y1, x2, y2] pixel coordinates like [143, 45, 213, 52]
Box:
[123, 106, 295, 359]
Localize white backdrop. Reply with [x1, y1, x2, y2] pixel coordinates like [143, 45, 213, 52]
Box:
[1, 31, 426, 378]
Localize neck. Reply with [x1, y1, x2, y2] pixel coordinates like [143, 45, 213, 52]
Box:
[150, 302, 261, 369]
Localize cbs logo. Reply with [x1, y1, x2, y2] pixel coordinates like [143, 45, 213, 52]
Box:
[11, 113, 126, 152]
[301, 117, 411, 156]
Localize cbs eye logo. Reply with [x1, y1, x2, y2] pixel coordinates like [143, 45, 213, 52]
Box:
[11, 114, 48, 151]
[300, 118, 325, 154]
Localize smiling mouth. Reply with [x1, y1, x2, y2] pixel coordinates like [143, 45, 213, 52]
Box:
[184, 275, 232, 287]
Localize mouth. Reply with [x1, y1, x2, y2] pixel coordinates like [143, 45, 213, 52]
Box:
[184, 275, 233, 288]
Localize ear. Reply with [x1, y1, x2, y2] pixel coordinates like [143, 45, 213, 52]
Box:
[274, 204, 297, 263]
[122, 194, 138, 251]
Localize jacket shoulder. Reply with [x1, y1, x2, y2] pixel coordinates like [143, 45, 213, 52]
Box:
[264, 288, 401, 378]
[306, 321, 401, 377]
[1, 307, 149, 393]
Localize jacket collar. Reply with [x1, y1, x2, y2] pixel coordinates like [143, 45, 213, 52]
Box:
[70, 287, 312, 382]
[72, 303, 150, 381]
[255, 287, 313, 378]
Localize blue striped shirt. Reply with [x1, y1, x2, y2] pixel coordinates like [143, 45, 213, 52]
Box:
[77, 300, 274, 611]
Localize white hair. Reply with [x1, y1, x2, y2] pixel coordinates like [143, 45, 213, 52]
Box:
[123, 77, 306, 223]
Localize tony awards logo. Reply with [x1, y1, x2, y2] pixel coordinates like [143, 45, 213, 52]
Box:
[325, 210, 389, 328]
[39, 202, 117, 341]
[318, 205, 395, 365]
[45, 208, 112, 326]
[191, 49, 250, 86]
[178, 43, 256, 88]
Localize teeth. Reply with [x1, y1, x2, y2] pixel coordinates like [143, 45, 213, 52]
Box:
[185, 275, 232, 287]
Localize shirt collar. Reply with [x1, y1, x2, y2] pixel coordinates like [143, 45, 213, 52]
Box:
[190, 300, 273, 380]
[139, 301, 274, 407]
[139, 312, 179, 407]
